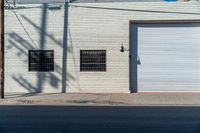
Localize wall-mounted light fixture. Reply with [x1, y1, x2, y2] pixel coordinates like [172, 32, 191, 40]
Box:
[120, 43, 129, 52]
[120, 43, 141, 65]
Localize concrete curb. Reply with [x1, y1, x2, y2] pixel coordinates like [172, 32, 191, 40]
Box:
[1, 93, 200, 106]
[0, 93, 124, 105]
[0, 98, 127, 106]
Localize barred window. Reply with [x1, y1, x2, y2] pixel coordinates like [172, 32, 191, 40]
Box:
[29, 50, 54, 72]
[80, 50, 106, 72]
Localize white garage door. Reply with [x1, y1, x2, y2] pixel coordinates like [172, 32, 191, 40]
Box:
[131, 23, 200, 92]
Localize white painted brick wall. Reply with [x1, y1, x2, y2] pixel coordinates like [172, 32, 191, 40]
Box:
[5, 1, 200, 93]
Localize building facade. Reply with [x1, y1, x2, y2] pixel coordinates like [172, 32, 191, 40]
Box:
[4, 0, 200, 93]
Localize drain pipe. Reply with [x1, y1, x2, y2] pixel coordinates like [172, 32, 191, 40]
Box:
[0, 0, 4, 99]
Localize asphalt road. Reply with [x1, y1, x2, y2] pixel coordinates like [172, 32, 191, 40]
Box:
[0, 106, 200, 133]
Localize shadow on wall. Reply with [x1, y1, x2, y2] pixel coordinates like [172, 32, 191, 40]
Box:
[6, 3, 80, 95]
[72, 4, 200, 15]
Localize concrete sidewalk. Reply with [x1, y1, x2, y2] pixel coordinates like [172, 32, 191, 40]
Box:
[1, 93, 200, 106]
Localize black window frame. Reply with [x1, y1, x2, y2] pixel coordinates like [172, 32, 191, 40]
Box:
[80, 50, 106, 72]
[28, 50, 54, 72]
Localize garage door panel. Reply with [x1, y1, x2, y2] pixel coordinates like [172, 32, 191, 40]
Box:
[132, 23, 200, 92]
[139, 85, 200, 92]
